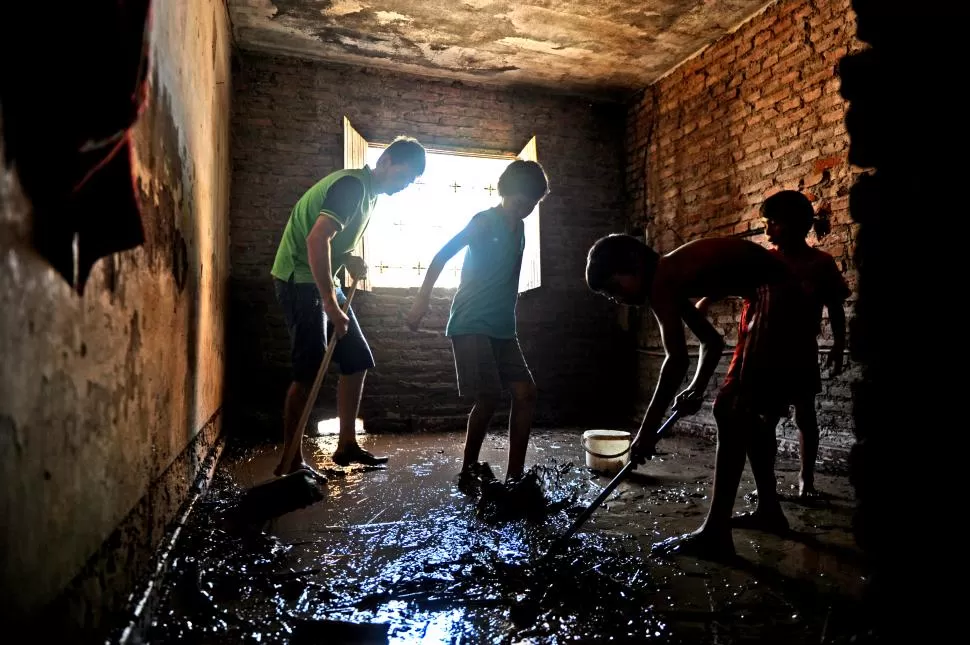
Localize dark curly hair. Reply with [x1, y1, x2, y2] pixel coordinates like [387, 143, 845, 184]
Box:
[381, 135, 427, 176]
[497, 160, 549, 202]
[585, 233, 658, 293]
[761, 190, 830, 239]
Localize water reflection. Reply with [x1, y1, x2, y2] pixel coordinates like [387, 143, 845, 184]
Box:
[144, 431, 867, 644]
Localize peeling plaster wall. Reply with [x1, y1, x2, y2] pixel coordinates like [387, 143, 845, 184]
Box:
[228, 0, 777, 97]
[0, 0, 231, 638]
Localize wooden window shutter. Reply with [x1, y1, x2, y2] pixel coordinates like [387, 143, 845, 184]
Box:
[517, 136, 541, 293]
[342, 116, 371, 291]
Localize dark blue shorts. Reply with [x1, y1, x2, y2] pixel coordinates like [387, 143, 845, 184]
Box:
[274, 278, 376, 383]
[451, 334, 533, 399]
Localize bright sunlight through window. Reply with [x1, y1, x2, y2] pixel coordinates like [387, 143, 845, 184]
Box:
[360, 147, 518, 289]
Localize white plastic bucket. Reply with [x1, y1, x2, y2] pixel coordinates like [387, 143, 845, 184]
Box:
[582, 430, 632, 474]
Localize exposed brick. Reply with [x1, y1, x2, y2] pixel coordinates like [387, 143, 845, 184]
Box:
[803, 87, 823, 103]
[771, 140, 804, 159]
[779, 96, 802, 112]
[625, 0, 861, 455]
[821, 108, 846, 124]
[813, 154, 843, 172]
[762, 160, 781, 175]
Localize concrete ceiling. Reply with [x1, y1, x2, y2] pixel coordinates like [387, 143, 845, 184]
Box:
[228, 0, 776, 98]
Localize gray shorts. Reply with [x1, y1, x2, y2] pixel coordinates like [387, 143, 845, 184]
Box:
[451, 334, 533, 399]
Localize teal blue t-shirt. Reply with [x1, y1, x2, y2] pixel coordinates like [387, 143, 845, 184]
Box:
[445, 208, 524, 339]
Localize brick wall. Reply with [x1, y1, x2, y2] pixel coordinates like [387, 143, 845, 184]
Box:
[228, 52, 633, 436]
[625, 0, 864, 459]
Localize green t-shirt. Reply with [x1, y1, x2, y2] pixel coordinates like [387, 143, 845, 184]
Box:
[270, 167, 377, 283]
[445, 208, 524, 339]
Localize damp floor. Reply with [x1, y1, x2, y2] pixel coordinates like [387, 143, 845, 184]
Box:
[145, 427, 868, 644]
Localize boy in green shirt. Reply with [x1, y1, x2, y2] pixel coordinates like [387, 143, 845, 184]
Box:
[406, 160, 549, 485]
[271, 136, 426, 480]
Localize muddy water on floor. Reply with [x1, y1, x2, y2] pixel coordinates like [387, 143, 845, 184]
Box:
[145, 430, 868, 644]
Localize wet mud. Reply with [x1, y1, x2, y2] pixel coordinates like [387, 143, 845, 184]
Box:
[144, 431, 870, 644]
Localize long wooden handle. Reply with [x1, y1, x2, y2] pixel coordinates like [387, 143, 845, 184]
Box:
[541, 410, 683, 561]
[279, 281, 359, 470]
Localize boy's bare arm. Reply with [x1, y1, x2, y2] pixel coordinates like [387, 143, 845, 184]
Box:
[695, 296, 725, 316]
[407, 217, 483, 330]
[307, 215, 349, 338]
[307, 216, 342, 311]
[418, 217, 483, 299]
[307, 175, 364, 313]
[696, 295, 746, 315]
[633, 298, 690, 460]
[680, 299, 725, 400]
[822, 258, 849, 376]
[825, 298, 847, 376]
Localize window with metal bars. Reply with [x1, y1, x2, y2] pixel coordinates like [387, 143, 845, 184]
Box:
[344, 118, 542, 292]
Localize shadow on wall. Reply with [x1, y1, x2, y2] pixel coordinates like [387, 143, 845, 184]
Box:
[840, 0, 960, 638]
[0, 2, 153, 293]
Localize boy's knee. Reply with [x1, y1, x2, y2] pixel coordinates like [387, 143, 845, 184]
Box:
[793, 401, 818, 430]
[338, 369, 368, 383]
[712, 391, 736, 426]
[475, 394, 500, 410]
[713, 391, 749, 444]
[512, 381, 537, 405]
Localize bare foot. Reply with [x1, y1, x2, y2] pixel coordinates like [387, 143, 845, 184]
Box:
[731, 508, 790, 534]
[274, 459, 328, 483]
[798, 479, 819, 499]
[457, 462, 496, 495]
[293, 461, 329, 482]
[793, 486, 834, 507]
[651, 529, 736, 561]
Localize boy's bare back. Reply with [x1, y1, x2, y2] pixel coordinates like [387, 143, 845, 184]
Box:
[652, 237, 793, 305]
